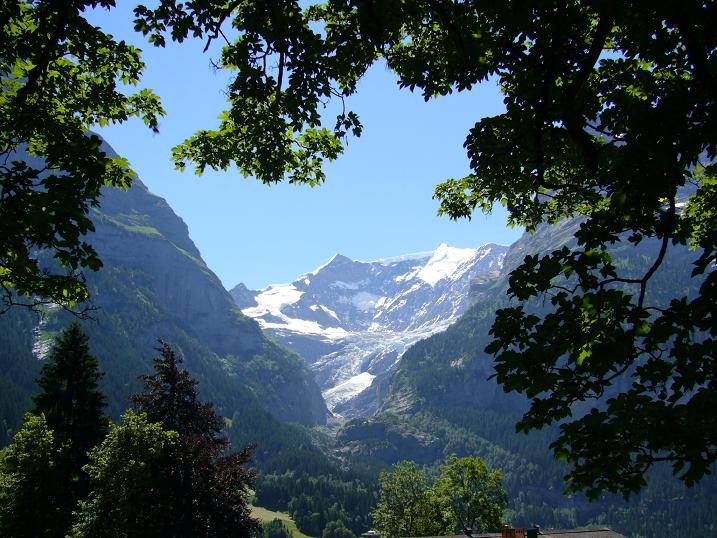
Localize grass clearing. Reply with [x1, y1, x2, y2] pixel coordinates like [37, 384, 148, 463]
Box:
[251, 505, 315, 538]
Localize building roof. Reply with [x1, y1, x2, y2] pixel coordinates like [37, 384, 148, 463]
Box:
[420, 529, 626, 538]
[531, 529, 626, 538]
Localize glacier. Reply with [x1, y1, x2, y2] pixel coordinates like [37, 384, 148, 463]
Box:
[231, 243, 508, 418]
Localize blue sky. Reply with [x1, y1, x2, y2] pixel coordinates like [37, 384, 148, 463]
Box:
[89, 4, 523, 290]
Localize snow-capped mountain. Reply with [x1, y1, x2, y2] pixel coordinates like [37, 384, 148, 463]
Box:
[232, 243, 508, 416]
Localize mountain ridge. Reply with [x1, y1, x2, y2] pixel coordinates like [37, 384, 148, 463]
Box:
[334, 218, 717, 537]
[232, 243, 508, 415]
[0, 140, 329, 440]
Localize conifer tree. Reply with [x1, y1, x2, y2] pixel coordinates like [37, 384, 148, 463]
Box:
[33, 323, 109, 485]
[132, 341, 259, 538]
[29, 323, 109, 533]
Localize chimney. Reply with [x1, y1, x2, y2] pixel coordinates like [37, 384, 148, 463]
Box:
[501, 526, 526, 538]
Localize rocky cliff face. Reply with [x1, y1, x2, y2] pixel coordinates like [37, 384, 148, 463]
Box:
[232, 244, 508, 416]
[90, 179, 269, 361]
[0, 141, 328, 428]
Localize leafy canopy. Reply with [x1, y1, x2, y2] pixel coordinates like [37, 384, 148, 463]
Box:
[0, 0, 163, 311]
[4, 0, 715, 499]
[434, 455, 508, 534]
[69, 410, 179, 538]
[132, 0, 717, 498]
[371, 457, 507, 537]
[371, 460, 445, 538]
[0, 413, 69, 538]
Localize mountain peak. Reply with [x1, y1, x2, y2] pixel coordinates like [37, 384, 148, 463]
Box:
[229, 282, 258, 309]
[328, 253, 352, 264]
[310, 253, 352, 275]
[237, 243, 510, 412]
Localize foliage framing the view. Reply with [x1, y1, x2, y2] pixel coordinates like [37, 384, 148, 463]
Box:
[0, 0, 163, 311]
[132, 0, 717, 498]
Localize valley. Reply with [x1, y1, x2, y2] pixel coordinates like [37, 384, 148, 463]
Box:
[3, 4, 717, 537]
[0, 141, 714, 538]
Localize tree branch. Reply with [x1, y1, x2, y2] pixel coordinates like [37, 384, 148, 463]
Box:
[560, 1, 616, 172]
[13, 2, 75, 110]
[203, 0, 241, 53]
[276, 50, 285, 97]
[637, 192, 676, 307]
[671, 4, 717, 101]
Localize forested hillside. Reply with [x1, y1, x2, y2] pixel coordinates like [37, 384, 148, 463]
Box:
[0, 142, 327, 444]
[338, 217, 717, 538]
[0, 142, 390, 538]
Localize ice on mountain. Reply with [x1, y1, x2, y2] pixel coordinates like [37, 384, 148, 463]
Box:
[369, 251, 433, 265]
[320, 305, 341, 322]
[323, 371, 376, 409]
[416, 243, 478, 286]
[259, 316, 351, 340]
[243, 283, 349, 341]
[350, 291, 380, 311]
[308, 253, 344, 276]
[238, 242, 509, 415]
[331, 280, 363, 290]
[242, 284, 303, 318]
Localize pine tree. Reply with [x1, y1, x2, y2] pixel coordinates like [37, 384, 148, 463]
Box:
[33, 323, 109, 473]
[31, 323, 109, 532]
[132, 341, 259, 538]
